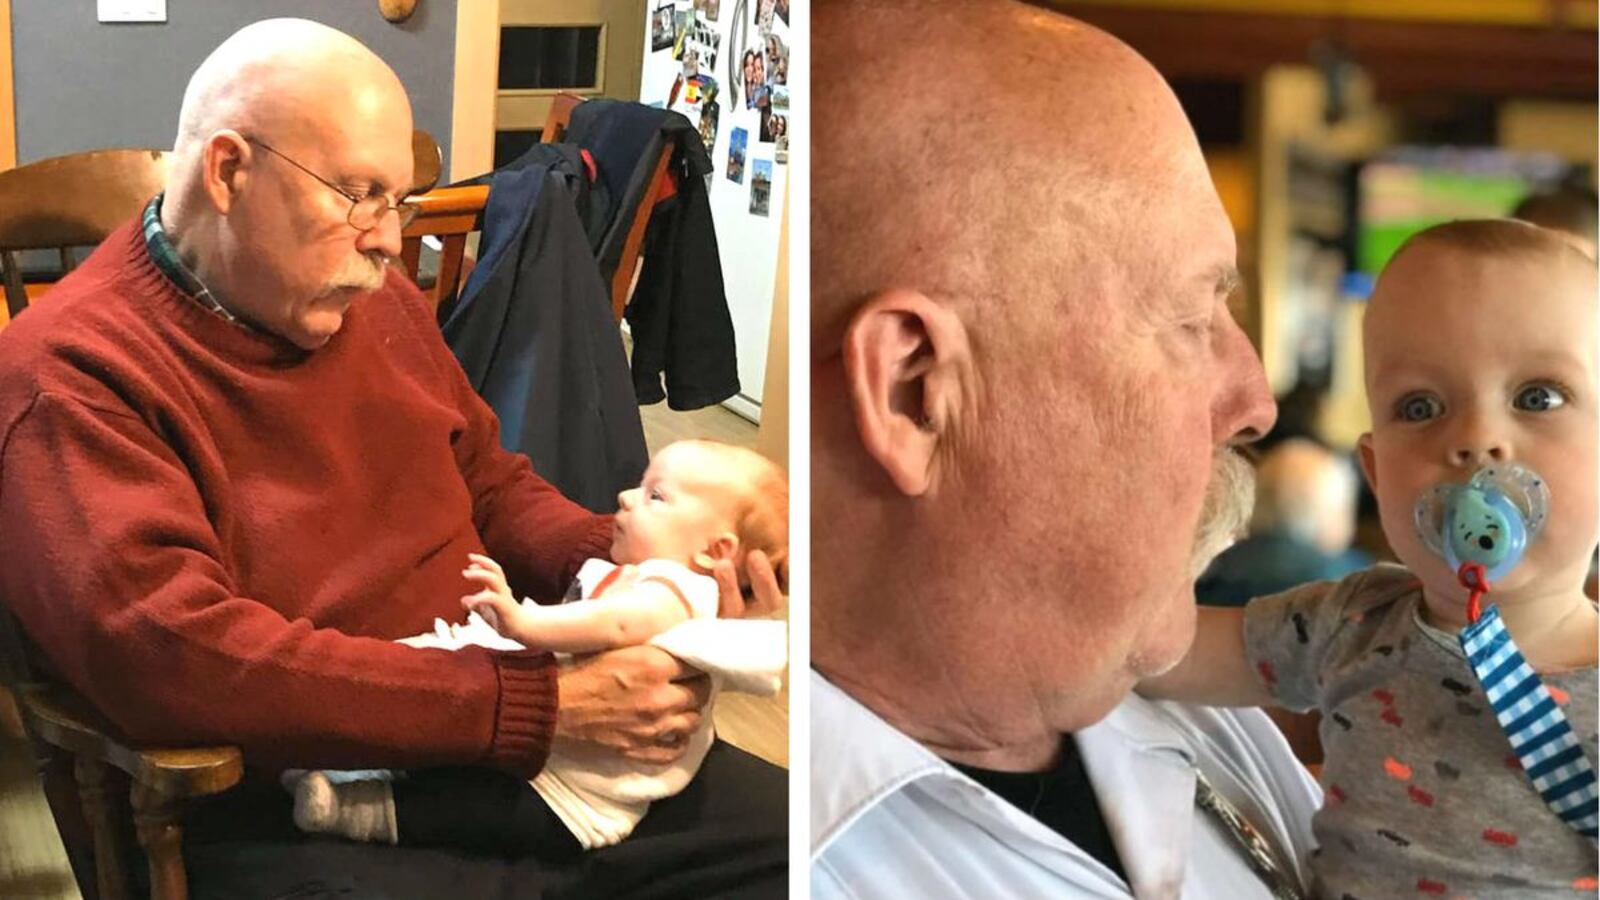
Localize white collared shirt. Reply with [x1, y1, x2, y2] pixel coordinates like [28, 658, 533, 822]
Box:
[811, 672, 1324, 899]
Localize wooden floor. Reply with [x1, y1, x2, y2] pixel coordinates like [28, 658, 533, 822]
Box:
[0, 403, 785, 898]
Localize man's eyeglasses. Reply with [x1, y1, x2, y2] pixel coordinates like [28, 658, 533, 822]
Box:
[244, 137, 421, 231]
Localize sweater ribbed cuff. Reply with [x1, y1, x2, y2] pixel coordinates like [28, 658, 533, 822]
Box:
[488, 651, 559, 778]
[575, 515, 617, 572]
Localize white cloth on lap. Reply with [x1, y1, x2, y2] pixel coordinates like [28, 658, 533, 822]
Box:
[401, 557, 786, 849]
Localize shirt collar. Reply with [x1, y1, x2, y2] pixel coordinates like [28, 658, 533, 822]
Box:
[1092, 690, 1201, 762]
[142, 193, 241, 325]
[810, 670, 952, 856]
[810, 669, 1199, 859]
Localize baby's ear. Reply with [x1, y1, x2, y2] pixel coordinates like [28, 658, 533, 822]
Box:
[691, 532, 741, 572]
[1356, 433, 1378, 493]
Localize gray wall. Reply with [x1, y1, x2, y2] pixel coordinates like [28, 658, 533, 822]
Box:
[13, 1, 459, 174]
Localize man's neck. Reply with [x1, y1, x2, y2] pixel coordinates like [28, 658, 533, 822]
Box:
[931, 732, 1063, 772]
[159, 197, 249, 325]
[159, 195, 212, 284]
[819, 664, 1066, 773]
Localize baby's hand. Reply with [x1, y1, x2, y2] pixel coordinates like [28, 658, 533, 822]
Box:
[462, 553, 519, 635]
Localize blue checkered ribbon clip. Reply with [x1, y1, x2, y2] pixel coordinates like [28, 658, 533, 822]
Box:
[1462, 606, 1599, 840]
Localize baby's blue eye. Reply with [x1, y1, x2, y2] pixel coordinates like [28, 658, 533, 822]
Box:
[1513, 383, 1566, 413]
[1396, 394, 1442, 422]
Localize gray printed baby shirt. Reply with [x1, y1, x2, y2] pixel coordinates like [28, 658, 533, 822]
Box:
[1243, 564, 1598, 899]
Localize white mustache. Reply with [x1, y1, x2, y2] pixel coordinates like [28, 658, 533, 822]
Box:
[1189, 448, 1256, 579]
[324, 253, 389, 293]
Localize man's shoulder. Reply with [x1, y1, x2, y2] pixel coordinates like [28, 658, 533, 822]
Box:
[809, 671, 948, 853]
[0, 256, 159, 420]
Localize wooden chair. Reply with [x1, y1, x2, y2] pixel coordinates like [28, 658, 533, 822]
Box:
[396, 129, 486, 313]
[0, 640, 242, 900]
[0, 146, 240, 900]
[394, 96, 674, 324]
[1, 130, 452, 324]
[398, 184, 489, 312]
[0, 149, 172, 320]
[411, 128, 443, 195]
[540, 92, 583, 144]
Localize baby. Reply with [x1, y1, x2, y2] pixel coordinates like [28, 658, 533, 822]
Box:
[1143, 220, 1598, 898]
[288, 439, 789, 857]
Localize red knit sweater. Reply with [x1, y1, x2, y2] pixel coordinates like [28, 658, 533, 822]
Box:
[0, 220, 613, 776]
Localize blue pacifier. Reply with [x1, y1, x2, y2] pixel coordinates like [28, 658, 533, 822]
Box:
[1413, 463, 1549, 587]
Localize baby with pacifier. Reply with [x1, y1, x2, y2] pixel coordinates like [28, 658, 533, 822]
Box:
[1142, 220, 1598, 898]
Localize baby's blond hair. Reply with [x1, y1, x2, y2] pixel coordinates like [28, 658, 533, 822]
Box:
[682, 440, 790, 592]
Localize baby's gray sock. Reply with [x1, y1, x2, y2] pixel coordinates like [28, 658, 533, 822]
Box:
[292, 771, 398, 844]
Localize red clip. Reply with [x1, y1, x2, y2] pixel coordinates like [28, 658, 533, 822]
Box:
[1458, 562, 1490, 623]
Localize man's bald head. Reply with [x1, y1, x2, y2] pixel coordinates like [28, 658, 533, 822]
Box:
[813, 0, 1211, 352]
[161, 20, 415, 350]
[174, 19, 409, 159]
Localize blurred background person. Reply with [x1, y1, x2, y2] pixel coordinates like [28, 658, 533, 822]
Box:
[1197, 438, 1371, 606]
[1512, 182, 1598, 255]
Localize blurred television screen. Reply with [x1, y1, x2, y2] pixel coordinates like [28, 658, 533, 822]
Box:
[1356, 148, 1578, 274]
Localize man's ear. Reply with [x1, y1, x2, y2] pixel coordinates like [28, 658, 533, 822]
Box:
[691, 532, 741, 573]
[1356, 433, 1378, 493]
[200, 131, 250, 216]
[842, 289, 972, 496]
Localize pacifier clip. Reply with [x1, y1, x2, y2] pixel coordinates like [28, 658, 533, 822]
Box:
[1457, 561, 1599, 840]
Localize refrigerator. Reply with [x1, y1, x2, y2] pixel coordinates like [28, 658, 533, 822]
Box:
[640, 0, 793, 423]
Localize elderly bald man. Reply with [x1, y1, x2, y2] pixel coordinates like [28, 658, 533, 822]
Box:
[0, 18, 783, 896]
[810, 2, 1322, 897]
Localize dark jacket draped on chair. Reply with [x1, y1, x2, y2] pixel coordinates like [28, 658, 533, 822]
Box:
[442, 157, 647, 513]
[565, 99, 740, 411]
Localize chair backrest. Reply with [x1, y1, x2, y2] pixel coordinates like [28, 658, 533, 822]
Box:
[0, 132, 449, 323]
[0, 149, 172, 319]
[542, 92, 584, 144]
[396, 96, 663, 322]
[396, 128, 488, 312]
[398, 184, 490, 311]
[540, 92, 673, 321]
[411, 129, 443, 195]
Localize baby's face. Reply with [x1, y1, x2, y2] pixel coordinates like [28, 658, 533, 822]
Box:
[611, 443, 743, 568]
[1360, 244, 1597, 601]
